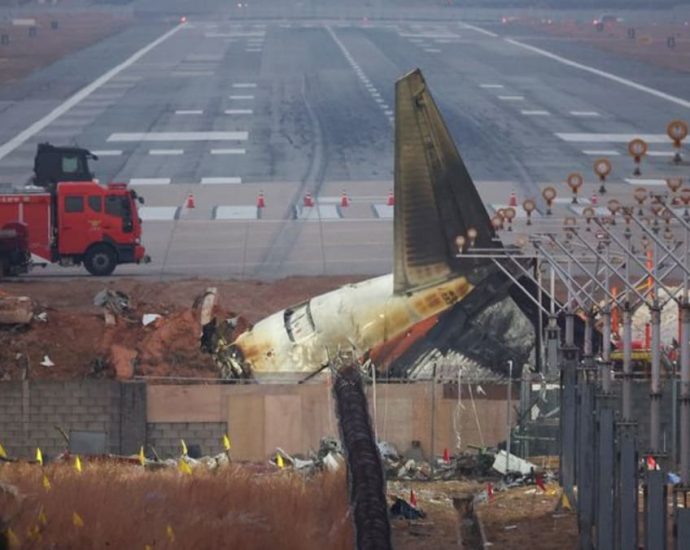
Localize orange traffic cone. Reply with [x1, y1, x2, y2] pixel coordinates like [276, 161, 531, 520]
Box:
[443, 448, 450, 464]
[185, 193, 195, 209]
[340, 191, 350, 207]
[409, 489, 417, 507]
[387, 190, 395, 206]
[509, 191, 517, 207]
[304, 193, 314, 207]
[256, 191, 265, 209]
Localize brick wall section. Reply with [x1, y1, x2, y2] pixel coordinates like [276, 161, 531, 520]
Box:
[0, 380, 146, 459]
[146, 422, 227, 459]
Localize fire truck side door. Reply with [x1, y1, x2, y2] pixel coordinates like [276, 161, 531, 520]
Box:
[58, 193, 101, 255]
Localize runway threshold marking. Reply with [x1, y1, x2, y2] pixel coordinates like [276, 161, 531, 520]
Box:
[503, 37, 690, 109]
[0, 23, 185, 162]
[556, 133, 670, 144]
[149, 149, 184, 155]
[107, 131, 248, 142]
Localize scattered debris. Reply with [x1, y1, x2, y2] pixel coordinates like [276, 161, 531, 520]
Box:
[142, 314, 161, 327]
[35, 311, 48, 323]
[40, 355, 54, 368]
[390, 497, 426, 520]
[0, 296, 33, 325]
[492, 450, 537, 476]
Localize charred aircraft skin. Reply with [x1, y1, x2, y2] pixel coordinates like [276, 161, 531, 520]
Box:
[225, 69, 531, 381]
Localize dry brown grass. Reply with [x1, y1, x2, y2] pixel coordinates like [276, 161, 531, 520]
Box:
[0, 462, 353, 549]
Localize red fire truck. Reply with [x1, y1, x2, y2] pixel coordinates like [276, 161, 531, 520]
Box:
[0, 143, 149, 276]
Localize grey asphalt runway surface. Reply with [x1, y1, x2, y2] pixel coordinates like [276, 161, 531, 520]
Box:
[0, 2, 688, 279]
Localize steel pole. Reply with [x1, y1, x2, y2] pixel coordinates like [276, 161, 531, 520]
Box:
[680, 303, 690, 484]
[650, 303, 662, 454]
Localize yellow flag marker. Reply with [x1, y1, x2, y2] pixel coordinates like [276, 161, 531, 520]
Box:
[0, 441, 7, 459]
[72, 512, 84, 528]
[166, 524, 176, 543]
[38, 508, 47, 526]
[74, 455, 83, 473]
[42, 474, 51, 492]
[560, 492, 572, 511]
[180, 439, 188, 456]
[276, 452, 285, 469]
[35, 447, 43, 466]
[6, 528, 20, 549]
[138, 446, 145, 466]
[178, 459, 192, 475]
[223, 434, 231, 451]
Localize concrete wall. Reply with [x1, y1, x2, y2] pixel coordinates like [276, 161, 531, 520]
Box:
[0, 380, 146, 459]
[146, 382, 514, 461]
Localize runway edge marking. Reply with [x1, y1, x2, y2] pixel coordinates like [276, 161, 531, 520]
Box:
[0, 23, 186, 162]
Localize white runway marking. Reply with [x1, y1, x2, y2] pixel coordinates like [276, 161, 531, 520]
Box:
[211, 148, 246, 155]
[91, 150, 122, 156]
[498, 95, 524, 101]
[399, 33, 459, 39]
[504, 37, 690, 109]
[582, 150, 620, 156]
[570, 111, 601, 117]
[224, 109, 253, 115]
[233, 83, 257, 88]
[521, 110, 550, 116]
[384, 110, 393, 116]
[556, 133, 669, 144]
[373, 204, 394, 219]
[149, 149, 184, 156]
[480, 84, 504, 89]
[215, 206, 257, 220]
[108, 131, 248, 142]
[375, 98, 384, 103]
[140, 206, 179, 220]
[624, 178, 667, 186]
[201, 177, 242, 184]
[175, 110, 203, 115]
[229, 95, 254, 100]
[0, 23, 184, 160]
[647, 151, 675, 157]
[130, 178, 171, 185]
[246, 49, 262, 53]
[186, 54, 224, 61]
[460, 22, 498, 38]
[424, 48, 442, 53]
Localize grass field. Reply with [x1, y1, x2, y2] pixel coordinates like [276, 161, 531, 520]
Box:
[0, 461, 353, 549]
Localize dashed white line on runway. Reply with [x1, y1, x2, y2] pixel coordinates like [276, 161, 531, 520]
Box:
[624, 178, 667, 186]
[201, 177, 242, 184]
[175, 110, 203, 115]
[480, 84, 504, 89]
[229, 95, 254, 100]
[582, 150, 620, 156]
[224, 109, 253, 115]
[647, 151, 675, 157]
[570, 111, 601, 117]
[233, 83, 257, 88]
[171, 71, 214, 77]
[149, 149, 184, 156]
[498, 96, 524, 101]
[521, 110, 550, 116]
[211, 149, 246, 155]
[556, 133, 669, 143]
[91, 150, 123, 157]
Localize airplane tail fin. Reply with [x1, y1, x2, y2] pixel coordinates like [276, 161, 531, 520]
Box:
[393, 69, 499, 295]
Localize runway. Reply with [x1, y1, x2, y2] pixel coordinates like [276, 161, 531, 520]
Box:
[0, 2, 688, 278]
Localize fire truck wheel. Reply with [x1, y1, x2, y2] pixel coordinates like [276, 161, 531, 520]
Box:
[84, 244, 117, 276]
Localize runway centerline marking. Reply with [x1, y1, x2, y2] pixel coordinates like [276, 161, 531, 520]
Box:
[624, 178, 667, 186]
[233, 83, 257, 88]
[460, 23, 498, 38]
[0, 23, 186, 161]
[503, 37, 690, 109]
[521, 110, 550, 116]
[480, 84, 504, 89]
[229, 95, 254, 100]
[175, 110, 203, 115]
[91, 150, 122, 157]
[224, 109, 253, 115]
[498, 96, 524, 101]
[107, 131, 248, 142]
